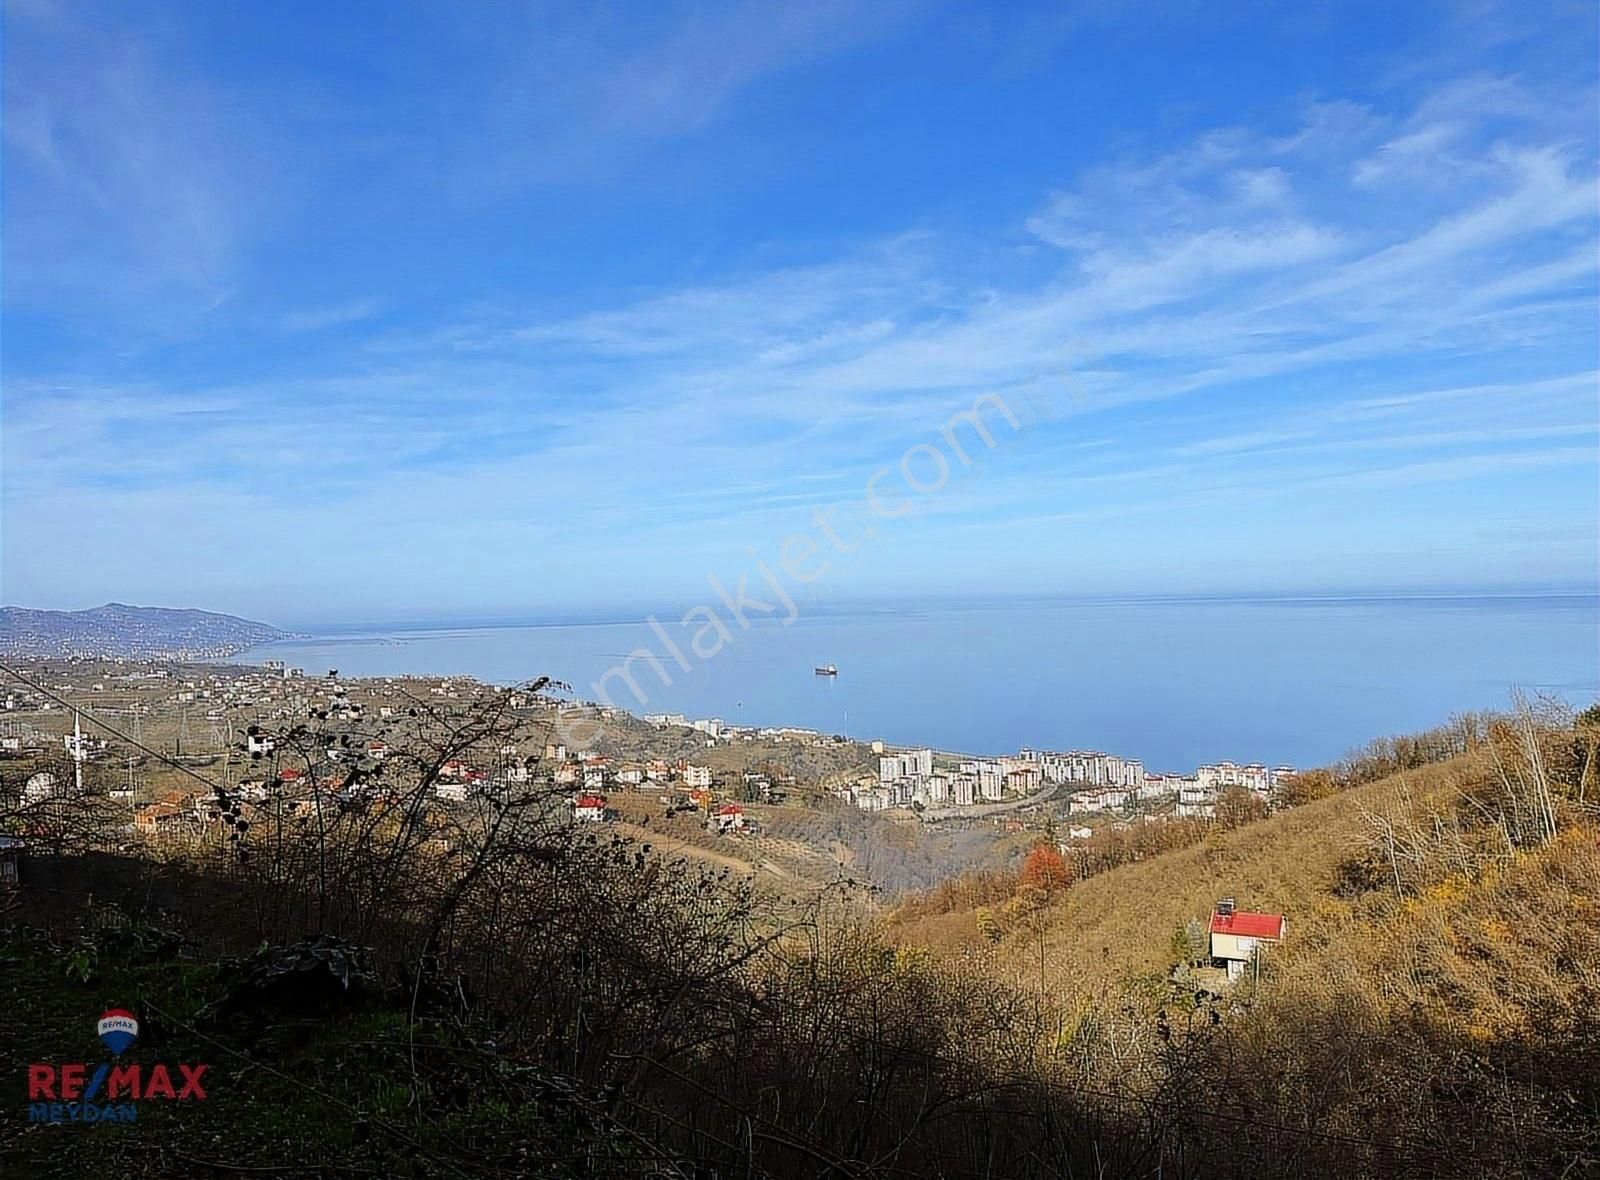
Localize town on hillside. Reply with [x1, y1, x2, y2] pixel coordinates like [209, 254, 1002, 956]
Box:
[846, 743, 1292, 820]
[1, 656, 1301, 898]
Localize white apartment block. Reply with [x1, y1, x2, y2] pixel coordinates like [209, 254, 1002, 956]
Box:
[1032, 750, 1146, 787]
[854, 785, 893, 812]
[878, 747, 933, 784]
[1196, 761, 1272, 795]
[1067, 787, 1132, 813]
[1176, 783, 1216, 818]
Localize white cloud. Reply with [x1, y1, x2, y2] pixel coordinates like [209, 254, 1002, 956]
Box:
[5, 63, 1596, 607]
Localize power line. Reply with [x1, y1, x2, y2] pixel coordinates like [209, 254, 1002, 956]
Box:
[0, 661, 232, 802]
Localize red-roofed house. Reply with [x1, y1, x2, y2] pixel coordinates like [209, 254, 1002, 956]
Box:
[712, 803, 746, 833]
[1209, 899, 1286, 981]
[135, 802, 185, 838]
[573, 794, 609, 823]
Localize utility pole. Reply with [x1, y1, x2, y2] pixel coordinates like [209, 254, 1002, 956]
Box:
[72, 711, 85, 795]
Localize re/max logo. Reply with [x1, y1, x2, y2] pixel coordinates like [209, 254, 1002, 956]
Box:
[29, 1062, 209, 1100]
[25, 1008, 209, 1125]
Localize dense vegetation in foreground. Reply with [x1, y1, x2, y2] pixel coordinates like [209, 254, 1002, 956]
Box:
[3, 697, 1597, 1178]
[2, 925, 681, 1177]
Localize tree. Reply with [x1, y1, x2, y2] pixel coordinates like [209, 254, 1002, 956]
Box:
[1573, 701, 1600, 805]
[1215, 786, 1267, 830]
[1169, 917, 1208, 967]
[1168, 923, 1190, 966]
[1273, 768, 1338, 808]
[1018, 842, 1071, 896]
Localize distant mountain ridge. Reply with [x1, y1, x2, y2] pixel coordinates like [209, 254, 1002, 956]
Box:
[0, 602, 294, 660]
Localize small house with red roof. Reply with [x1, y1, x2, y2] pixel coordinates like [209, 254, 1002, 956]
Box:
[573, 794, 609, 823]
[1209, 898, 1287, 981]
[711, 803, 746, 833]
[134, 802, 185, 837]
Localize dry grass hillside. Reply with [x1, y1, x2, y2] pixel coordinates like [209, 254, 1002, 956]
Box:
[885, 713, 1600, 1176]
[893, 751, 1491, 989]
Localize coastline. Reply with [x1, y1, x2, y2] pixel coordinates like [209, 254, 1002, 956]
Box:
[228, 593, 1600, 772]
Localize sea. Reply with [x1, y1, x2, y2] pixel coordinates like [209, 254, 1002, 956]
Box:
[239, 594, 1600, 773]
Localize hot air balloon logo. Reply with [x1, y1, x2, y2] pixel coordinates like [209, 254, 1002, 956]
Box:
[97, 1008, 139, 1056]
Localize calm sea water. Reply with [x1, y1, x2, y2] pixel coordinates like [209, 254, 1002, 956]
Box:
[242, 595, 1599, 772]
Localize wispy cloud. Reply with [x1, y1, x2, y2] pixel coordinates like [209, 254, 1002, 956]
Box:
[3, 4, 1596, 612]
[280, 300, 385, 334]
[2, 1, 273, 318]
[453, 0, 925, 191]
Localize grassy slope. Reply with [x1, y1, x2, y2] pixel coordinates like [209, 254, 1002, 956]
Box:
[894, 751, 1518, 987]
[893, 749, 1600, 1170]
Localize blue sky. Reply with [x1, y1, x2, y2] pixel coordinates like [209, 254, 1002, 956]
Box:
[3, 0, 1596, 624]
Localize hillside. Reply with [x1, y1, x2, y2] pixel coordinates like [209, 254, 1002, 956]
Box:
[888, 730, 1600, 1175]
[5, 699, 1594, 1178]
[0, 604, 293, 660]
[892, 752, 1490, 986]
